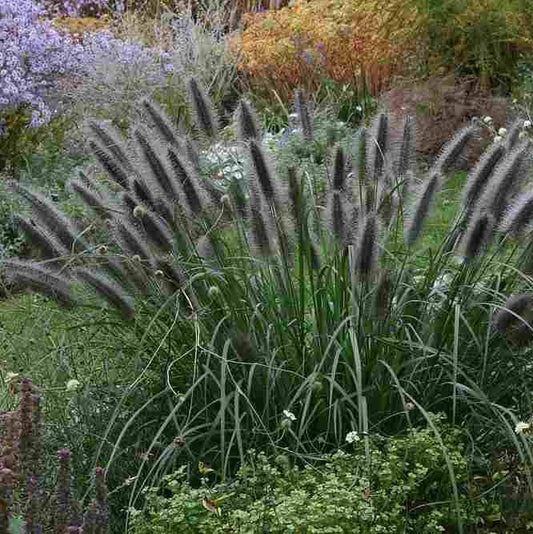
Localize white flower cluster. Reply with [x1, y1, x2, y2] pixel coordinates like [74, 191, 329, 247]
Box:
[345, 430, 360, 444]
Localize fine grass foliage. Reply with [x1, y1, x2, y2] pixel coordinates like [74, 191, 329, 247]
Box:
[3, 80, 533, 529]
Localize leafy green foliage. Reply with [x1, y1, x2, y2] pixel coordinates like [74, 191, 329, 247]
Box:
[130, 418, 499, 533]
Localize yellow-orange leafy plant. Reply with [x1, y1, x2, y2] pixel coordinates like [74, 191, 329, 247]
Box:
[51, 15, 112, 42]
[232, 0, 427, 100]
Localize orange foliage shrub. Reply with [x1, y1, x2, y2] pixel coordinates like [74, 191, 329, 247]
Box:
[232, 0, 426, 99]
[51, 15, 112, 42]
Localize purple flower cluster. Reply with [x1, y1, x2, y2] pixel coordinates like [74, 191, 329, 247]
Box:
[0, 0, 85, 126]
[0, 0, 173, 131]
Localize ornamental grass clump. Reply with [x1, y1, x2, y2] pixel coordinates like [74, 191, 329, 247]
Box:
[4, 81, 533, 525]
[0, 377, 109, 532]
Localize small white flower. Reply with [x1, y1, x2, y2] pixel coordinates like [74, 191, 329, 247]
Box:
[483, 115, 493, 124]
[493, 135, 503, 143]
[283, 409, 296, 422]
[497, 127, 508, 136]
[66, 379, 80, 392]
[355, 105, 363, 112]
[4, 372, 19, 384]
[345, 430, 360, 444]
[524, 120, 532, 129]
[405, 402, 415, 411]
[515, 421, 531, 435]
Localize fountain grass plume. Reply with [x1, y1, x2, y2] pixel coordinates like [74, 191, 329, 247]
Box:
[249, 140, 279, 207]
[15, 185, 88, 253]
[354, 213, 378, 279]
[332, 145, 346, 192]
[461, 142, 505, 212]
[480, 142, 532, 223]
[71, 179, 112, 219]
[78, 170, 104, 196]
[460, 213, 494, 261]
[327, 192, 346, 245]
[249, 193, 275, 256]
[186, 77, 218, 140]
[134, 128, 178, 198]
[397, 115, 416, 178]
[404, 173, 442, 246]
[113, 219, 153, 262]
[288, 167, 303, 228]
[501, 189, 533, 236]
[236, 99, 261, 142]
[77, 269, 135, 321]
[142, 99, 182, 149]
[0, 260, 75, 307]
[505, 119, 524, 152]
[88, 140, 130, 189]
[493, 294, 533, 346]
[432, 123, 476, 174]
[87, 121, 135, 175]
[167, 147, 206, 217]
[136, 206, 175, 254]
[294, 89, 313, 142]
[367, 113, 388, 182]
[13, 215, 69, 259]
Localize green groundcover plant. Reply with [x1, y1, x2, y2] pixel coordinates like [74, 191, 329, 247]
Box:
[3, 79, 533, 528]
[129, 416, 499, 533]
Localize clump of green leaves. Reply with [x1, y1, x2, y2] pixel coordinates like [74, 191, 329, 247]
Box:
[129, 417, 499, 533]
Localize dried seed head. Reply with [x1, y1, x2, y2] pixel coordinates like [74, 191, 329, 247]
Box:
[460, 213, 494, 261]
[404, 174, 442, 246]
[186, 77, 218, 140]
[493, 294, 533, 346]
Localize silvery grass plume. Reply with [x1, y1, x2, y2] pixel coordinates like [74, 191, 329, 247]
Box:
[186, 77, 219, 140]
[134, 128, 178, 198]
[236, 99, 261, 142]
[0, 260, 75, 307]
[404, 173, 442, 246]
[505, 118, 525, 152]
[248, 192, 276, 257]
[294, 88, 313, 142]
[493, 293, 533, 346]
[396, 115, 416, 179]
[142, 99, 182, 149]
[71, 179, 112, 219]
[88, 140, 130, 190]
[353, 214, 378, 279]
[479, 142, 532, 224]
[366, 113, 388, 182]
[113, 219, 153, 262]
[167, 147, 208, 217]
[87, 121, 135, 176]
[249, 140, 280, 208]
[13, 215, 69, 260]
[432, 123, 477, 174]
[461, 142, 505, 214]
[459, 213, 494, 261]
[327, 193, 347, 245]
[501, 189, 533, 237]
[77, 269, 135, 321]
[332, 145, 346, 192]
[287, 167, 303, 228]
[129, 201, 175, 254]
[15, 185, 88, 253]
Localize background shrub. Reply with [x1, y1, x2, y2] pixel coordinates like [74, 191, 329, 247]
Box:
[232, 0, 425, 102]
